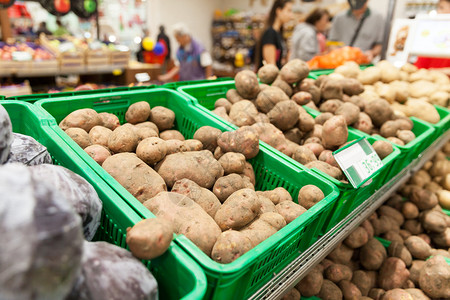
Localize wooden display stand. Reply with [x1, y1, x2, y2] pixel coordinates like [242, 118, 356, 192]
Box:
[40, 35, 85, 73]
[110, 50, 131, 67]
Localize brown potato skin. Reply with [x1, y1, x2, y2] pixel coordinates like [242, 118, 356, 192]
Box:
[239, 212, 286, 247]
[404, 236, 432, 260]
[159, 130, 185, 141]
[295, 266, 323, 297]
[305, 161, 343, 180]
[213, 174, 254, 203]
[318, 280, 343, 300]
[126, 218, 173, 260]
[275, 201, 307, 224]
[360, 238, 387, 270]
[214, 98, 232, 113]
[255, 86, 289, 113]
[193, 126, 222, 152]
[218, 152, 246, 174]
[321, 116, 348, 150]
[98, 112, 120, 130]
[235, 70, 260, 99]
[59, 108, 102, 132]
[65, 127, 92, 149]
[217, 126, 259, 159]
[373, 140, 393, 160]
[324, 263, 353, 283]
[108, 125, 139, 153]
[102, 153, 167, 203]
[149, 106, 176, 130]
[125, 101, 151, 124]
[84, 144, 111, 165]
[136, 137, 167, 165]
[344, 226, 369, 249]
[418, 255, 450, 299]
[298, 185, 325, 209]
[257, 64, 279, 84]
[377, 257, 410, 290]
[258, 187, 292, 205]
[280, 59, 309, 84]
[211, 230, 253, 264]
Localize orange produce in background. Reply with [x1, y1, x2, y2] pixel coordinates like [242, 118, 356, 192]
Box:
[308, 46, 370, 69]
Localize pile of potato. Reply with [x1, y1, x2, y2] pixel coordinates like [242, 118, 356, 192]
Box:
[59, 102, 327, 264]
[281, 142, 450, 300]
[212, 61, 398, 181]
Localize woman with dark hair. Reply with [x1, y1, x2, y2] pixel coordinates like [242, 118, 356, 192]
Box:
[290, 8, 330, 62]
[256, 0, 293, 69]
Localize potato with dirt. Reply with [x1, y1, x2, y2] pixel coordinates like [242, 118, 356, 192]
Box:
[240, 212, 286, 247]
[388, 241, 412, 267]
[103, 153, 167, 203]
[321, 79, 344, 101]
[149, 106, 175, 131]
[418, 255, 450, 299]
[318, 280, 343, 300]
[420, 209, 447, 233]
[217, 126, 259, 159]
[217, 152, 246, 175]
[319, 99, 344, 114]
[98, 112, 120, 130]
[335, 102, 360, 126]
[321, 116, 348, 150]
[315, 112, 334, 125]
[136, 137, 167, 165]
[364, 99, 394, 127]
[251, 122, 287, 151]
[125, 101, 151, 124]
[213, 106, 233, 123]
[226, 89, 244, 104]
[126, 218, 173, 260]
[371, 140, 393, 160]
[305, 161, 343, 180]
[213, 174, 254, 203]
[258, 187, 292, 205]
[159, 130, 185, 141]
[318, 150, 339, 168]
[404, 236, 432, 260]
[59, 108, 102, 132]
[344, 226, 369, 249]
[297, 185, 325, 209]
[211, 230, 253, 263]
[284, 128, 303, 144]
[229, 100, 258, 127]
[292, 146, 317, 165]
[291, 91, 312, 105]
[133, 126, 158, 142]
[352, 270, 376, 296]
[258, 195, 277, 214]
[108, 125, 139, 153]
[324, 263, 353, 283]
[267, 100, 299, 131]
[143, 192, 221, 256]
[257, 64, 279, 84]
[280, 59, 309, 84]
[272, 76, 293, 97]
[193, 126, 222, 152]
[275, 201, 306, 224]
[360, 238, 387, 270]
[410, 188, 438, 211]
[377, 257, 410, 290]
[235, 70, 260, 99]
[84, 144, 111, 165]
[295, 266, 323, 297]
[156, 150, 224, 189]
[297, 111, 315, 132]
[255, 86, 290, 113]
[214, 98, 232, 113]
[397, 130, 415, 144]
[65, 128, 92, 149]
[341, 78, 364, 96]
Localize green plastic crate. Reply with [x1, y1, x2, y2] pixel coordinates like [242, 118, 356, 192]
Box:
[444, 208, 450, 217]
[0, 95, 4, 100]
[430, 105, 450, 141]
[6, 85, 156, 103]
[35, 88, 339, 299]
[163, 77, 233, 90]
[0, 100, 207, 300]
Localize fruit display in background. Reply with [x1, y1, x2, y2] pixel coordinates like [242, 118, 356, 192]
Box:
[0, 42, 54, 61]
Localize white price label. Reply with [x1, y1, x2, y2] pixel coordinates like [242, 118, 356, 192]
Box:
[333, 138, 384, 188]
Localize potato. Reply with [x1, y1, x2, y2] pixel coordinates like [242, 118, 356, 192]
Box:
[291, 91, 312, 105]
[125, 101, 151, 124]
[410, 188, 438, 211]
[360, 238, 387, 270]
[418, 255, 450, 299]
[295, 266, 323, 297]
[327, 243, 354, 264]
[361, 219, 375, 239]
[321, 79, 343, 100]
[318, 279, 343, 300]
[324, 263, 352, 283]
[143, 192, 221, 256]
[409, 170, 431, 188]
[240, 212, 286, 247]
[59, 108, 102, 132]
[401, 63, 418, 73]
[352, 270, 376, 296]
[159, 130, 185, 141]
[388, 241, 412, 267]
[280, 59, 309, 84]
[344, 226, 369, 249]
[318, 150, 339, 168]
[281, 288, 301, 300]
[213, 174, 253, 203]
[255, 86, 289, 113]
[103, 153, 167, 202]
[297, 185, 325, 209]
[217, 152, 246, 175]
[358, 66, 382, 85]
[181, 139, 202, 152]
[241, 161, 256, 186]
[292, 146, 317, 165]
[430, 227, 450, 248]
[217, 126, 259, 159]
[213, 106, 233, 123]
[306, 161, 343, 180]
[235, 70, 260, 99]
[437, 190, 450, 209]
[214, 98, 232, 113]
[272, 76, 293, 97]
[135, 121, 160, 133]
[322, 116, 348, 150]
[382, 289, 413, 300]
[252, 122, 287, 151]
[275, 201, 306, 224]
[339, 280, 362, 300]
[229, 100, 258, 127]
[429, 90, 449, 107]
[226, 89, 244, 104]
[431, 249, 450, 258]
[397, 130, 415, 144]
[156, 150, 223, 189]
[403, 220, 423, 235]
[283, 128, 303, 144]
[335, 102, 360, 125]
[65, 127, 92, 149]
[211, 230, 253, 264]
[387, 137, 405, 146]
[378, 257, 410, 290]
[398, 99, 440, 124]
[364, 99, 394, 127]
[84, 144, 111, 165]
[108, 125, 139, 153]
[319, 99, 343, 114]
[258, 187, 292, 205]
[369, 288, 386, 300]
[257, 64, 279, 84]
[266, 100, 299, 131]
[98, 112, 120, 130]
[372, 140, 394, 160]
[420, 209, 447, 233]
[378, 205, 404, 226]
[405, 288, 430, 300]
[297, 112, 315, 132]
[382, 230, 404, 244]
[404, 236, 432, 260]
[401, 202, 419, 219]
[149, 106, 175, 131]
[335, 61, 360, 78]
[258, 195, 277, 215]
[314, 112, 334, 125]
[341, 78, 364, 97]
[136, 137, 167, 165]
[133, 127, 158, 142]
[165, 139, 185, 154]
[126, 218, 173, 260]
[429, 158, 450, 177]
[172, 178, 221, 218]
[191, 126, 221, 152]
[300, 81, 321, 105]
[304, 124, 323, 140]
[410, 260, 426, 286]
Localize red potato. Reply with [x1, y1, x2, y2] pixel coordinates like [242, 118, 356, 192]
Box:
[84, 144, 111, 165]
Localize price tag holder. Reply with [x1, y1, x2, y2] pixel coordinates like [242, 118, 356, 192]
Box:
[333, 137, 384, 189]
[135, 73, 151, 82]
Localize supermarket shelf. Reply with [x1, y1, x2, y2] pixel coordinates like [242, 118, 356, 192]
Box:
[249, 129, 450, 300]
[1, 65, 125, 78]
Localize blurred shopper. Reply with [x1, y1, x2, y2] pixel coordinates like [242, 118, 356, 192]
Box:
[36, 22, 52, 37]
[157, 25, 172, 72]
[329, 0, 384, 61]
[290, 8, 330, 61]
[414, 0, 450, 72]
[256, 0, 293, 69]
[53, 19, 70, 37]
[158, 23, 212, 82]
